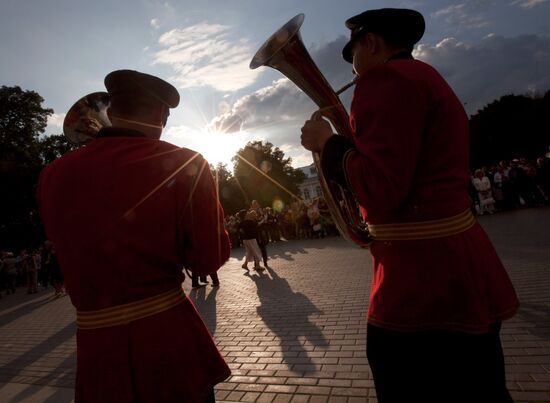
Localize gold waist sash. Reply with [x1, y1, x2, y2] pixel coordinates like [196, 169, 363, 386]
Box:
[367, 209, 476, 241]
[77, 287, 185, 330]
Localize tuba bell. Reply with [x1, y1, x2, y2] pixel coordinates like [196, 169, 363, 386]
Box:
[63, 92, 111, 146]
[250, 14, 371, 248]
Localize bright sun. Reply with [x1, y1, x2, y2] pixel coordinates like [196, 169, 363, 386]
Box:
[195, 128, 245, 167]
[167, 126, 246, 168]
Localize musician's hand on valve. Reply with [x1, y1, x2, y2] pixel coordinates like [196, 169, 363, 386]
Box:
[300, 111, 335, 153]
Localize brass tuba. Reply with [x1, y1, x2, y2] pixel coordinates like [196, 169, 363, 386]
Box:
[63, 92, 111, 146]
[250, 14, 371, 247]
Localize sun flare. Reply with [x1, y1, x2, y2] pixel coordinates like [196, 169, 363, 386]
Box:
[196, 128, 245, 167]
[166, 125, 246, 168]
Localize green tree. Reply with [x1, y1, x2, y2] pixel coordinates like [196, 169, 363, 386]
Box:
[232, 140, 305, 211]
[210, 162, 247, 215]
[0, 86, 55, 249]
[469, 91, 550, 168]
[0, 86, 53, 170]
[38, 133, 74, 165]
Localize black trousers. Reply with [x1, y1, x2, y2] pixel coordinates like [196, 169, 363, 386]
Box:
[191, 272, 219, 286]
[258, 242, 268, 266]
[367, 322, 513, 403]
[204, 388, 215, 402]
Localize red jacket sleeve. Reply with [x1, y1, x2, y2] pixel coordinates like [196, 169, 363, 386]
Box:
[178, 155, 230, 275]
[346, 66, 428, 221]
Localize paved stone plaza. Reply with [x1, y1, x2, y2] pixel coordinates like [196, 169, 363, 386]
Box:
[0, 207, 549, 402]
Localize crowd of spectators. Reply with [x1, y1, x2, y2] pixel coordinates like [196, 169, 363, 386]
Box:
[225, 197, 340, 250]
[225, 156, 550, 250]
[469, 157, 550, 216]
[2, 156, 548, 299]
[0, 239, 65, 300]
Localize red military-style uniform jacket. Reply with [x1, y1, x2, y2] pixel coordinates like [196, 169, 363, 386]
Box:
[37, 127, 230, 402]
[322, 56, 518, 333]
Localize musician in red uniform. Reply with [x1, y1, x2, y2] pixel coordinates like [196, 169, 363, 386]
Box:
[301, 9, 518, 403]
[37, 70, 230, 402]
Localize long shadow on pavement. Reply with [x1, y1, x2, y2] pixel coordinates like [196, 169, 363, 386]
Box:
[8, 352, 76, 403]
[0, 322, 75, 386]
[517, 302, 550, 341]
[0, 291, 59, 328]
[245, 266, 328, 373]
[231, 238, 332, 263]
[263, 240, 311, 262]
[188, 285, 219, 336]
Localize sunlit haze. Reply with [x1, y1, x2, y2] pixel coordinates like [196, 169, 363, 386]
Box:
[165, 125, 247, 168]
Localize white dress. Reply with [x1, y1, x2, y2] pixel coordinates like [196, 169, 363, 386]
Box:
[473, 176, 495, 212]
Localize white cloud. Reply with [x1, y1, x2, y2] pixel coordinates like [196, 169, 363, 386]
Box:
[197, 36, 354, 166]
[204, 31, 550, 162]
[432, 2, 491, 29]
[509, 0, 548, 8]
[206, 35, 353, 135]
[153, 22, 260, 92]
[290, 152, 314, 168]
[174, 75, 318, 167]
[47, 113, 65, 128]
[206, 78, 314, 134]
[279, 144, 313, 168]
[43, 113, 66, 136]
[415, 33, 550, 114]
[150, 18, 160, 29]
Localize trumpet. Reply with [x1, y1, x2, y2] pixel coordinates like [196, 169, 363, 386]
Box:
[63, 92, 111, 146]
[250, 14, 371, 247]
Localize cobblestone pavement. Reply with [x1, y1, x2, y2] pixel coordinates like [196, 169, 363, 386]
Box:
[0, 207, 549, 402]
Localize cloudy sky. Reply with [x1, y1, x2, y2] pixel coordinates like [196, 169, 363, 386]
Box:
[1, 0, 549, 168]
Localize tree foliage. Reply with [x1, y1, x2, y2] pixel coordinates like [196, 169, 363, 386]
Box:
[0, 86, 74, 249]
[2, 82, 549, 247]
[38, 134, 74, 165]
[232, 140, 305, 211]
[211, 162, 247, 215]
[0, 86, 53, 170]
[469, 91, 550, 168]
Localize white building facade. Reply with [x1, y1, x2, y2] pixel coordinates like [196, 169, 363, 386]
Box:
[297, 163, 322, 201]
